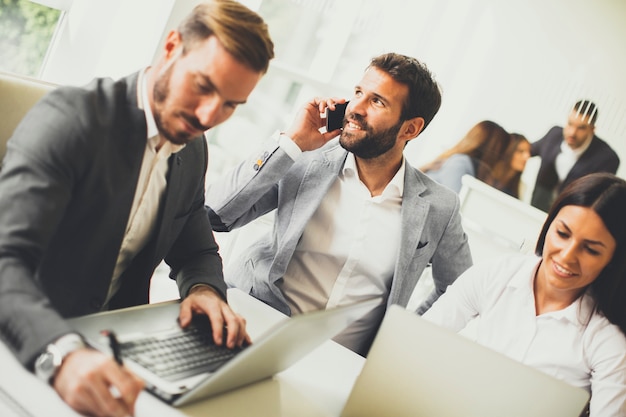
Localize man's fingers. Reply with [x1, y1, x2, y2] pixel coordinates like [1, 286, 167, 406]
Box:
[177, 302, 193, 327]
[61, 369, 133, 417]
[180, 288, 250, 348]
[113, 366, 145, 414]
[222, 310, 248, 348]
[55, 349, 143, 417]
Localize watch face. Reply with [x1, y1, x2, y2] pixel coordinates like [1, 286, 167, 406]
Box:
[35, 346, 62, 382]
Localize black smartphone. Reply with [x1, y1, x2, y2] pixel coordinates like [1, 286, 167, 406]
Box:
[325, 101, 348, 132]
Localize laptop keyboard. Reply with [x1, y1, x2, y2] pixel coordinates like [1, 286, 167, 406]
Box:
[119, 318, 247, 382]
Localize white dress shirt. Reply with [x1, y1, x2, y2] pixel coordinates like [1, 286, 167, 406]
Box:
[423, 254, 626, 417]
[279, 152, 404, 354]
[104, 68, 184, 307]
[555, 136, 592, 181]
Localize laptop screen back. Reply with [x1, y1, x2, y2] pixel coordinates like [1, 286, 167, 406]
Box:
[69, 295, 382, 406]
[340, 305, 589, 417]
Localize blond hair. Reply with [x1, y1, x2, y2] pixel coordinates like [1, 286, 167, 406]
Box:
[178, 0, 275, 73]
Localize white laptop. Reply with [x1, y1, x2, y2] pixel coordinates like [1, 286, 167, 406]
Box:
[68, 296, 380, 407]
[340, 305, 590, 417]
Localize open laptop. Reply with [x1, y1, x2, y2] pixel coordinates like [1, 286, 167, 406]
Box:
[68, 296, 380, 407]
[340, 305, 590, 417]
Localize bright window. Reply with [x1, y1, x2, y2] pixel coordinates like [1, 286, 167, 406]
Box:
[0, 0, 65, 77]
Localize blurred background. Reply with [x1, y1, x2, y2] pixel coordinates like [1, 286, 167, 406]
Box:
[2, 0, 625, 202]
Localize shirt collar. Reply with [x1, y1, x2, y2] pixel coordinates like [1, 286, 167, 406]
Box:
[508, 256, 595, 325]
[546, 289, 595, 324]
[561, 135, 593, 158]
[341, 153, 405, 198]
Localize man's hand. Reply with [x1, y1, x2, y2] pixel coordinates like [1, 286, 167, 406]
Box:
[179, 285, 250, 348]
[284, 97, 347, 152]
[54, 348, 144, 417]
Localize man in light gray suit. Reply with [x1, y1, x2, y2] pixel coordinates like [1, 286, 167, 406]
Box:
[207, 53, 473, 356]
[0, 1, 274, 416]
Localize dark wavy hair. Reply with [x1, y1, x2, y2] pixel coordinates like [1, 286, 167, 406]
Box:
[492, 133, 530, 198]
[535, 172, 626, 336]
[368, 53, 441, 132]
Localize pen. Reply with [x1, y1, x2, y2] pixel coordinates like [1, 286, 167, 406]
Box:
[102, 330, 124, 365]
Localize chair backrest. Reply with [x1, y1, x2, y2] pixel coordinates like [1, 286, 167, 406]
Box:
[0, 71, 56, 165]
[458, 175, 548, 262]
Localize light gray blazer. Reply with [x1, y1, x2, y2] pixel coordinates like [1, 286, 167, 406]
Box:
[207, 137, 472, 318]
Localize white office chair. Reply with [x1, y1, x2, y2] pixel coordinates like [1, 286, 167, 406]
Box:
[0, 71, 56, 167]
[458, 175, 547, 263]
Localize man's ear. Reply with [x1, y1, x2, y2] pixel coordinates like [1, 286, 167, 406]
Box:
[400, 117, 425, 142]
[163, 30, 183, 60]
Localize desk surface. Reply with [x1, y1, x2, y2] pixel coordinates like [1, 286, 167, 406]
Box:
[0, 289, 365, 417]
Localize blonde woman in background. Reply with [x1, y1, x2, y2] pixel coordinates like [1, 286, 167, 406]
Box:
[421, 120, 511, 193]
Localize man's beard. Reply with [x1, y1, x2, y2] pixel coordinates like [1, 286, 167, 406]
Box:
[339, 114, 403, 159]
[152, 63, 205, 145]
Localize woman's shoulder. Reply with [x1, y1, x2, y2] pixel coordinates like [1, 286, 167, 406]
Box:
[429, 153, 475, 186]
[577, 292, 626, 351]
[580, 311, 626, 374]
[472, 252, 537, 273]
[584, 307, 626, 344]
[444, 153, 473, 165]
[460, 253, 538, 290]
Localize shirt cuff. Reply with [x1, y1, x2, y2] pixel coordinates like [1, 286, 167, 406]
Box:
[278, 132, 302, 160]
[188, 283, 217, 295]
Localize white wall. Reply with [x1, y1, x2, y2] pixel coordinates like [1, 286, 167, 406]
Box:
[40, 0, 626, 180]
[395, 0, 626, 180]
[42, 0, 176, 85]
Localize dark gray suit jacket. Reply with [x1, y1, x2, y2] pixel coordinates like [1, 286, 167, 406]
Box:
[0, 73, 225, 367]
[531, 126, 620, 211]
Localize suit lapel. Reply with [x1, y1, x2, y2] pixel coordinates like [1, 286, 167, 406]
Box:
[106, 73, 149, 276]
[390, 167, 430, 301]
[124, 72, 148, 164]
[564, 136, 597, 185]
[275, 145, 347, 273]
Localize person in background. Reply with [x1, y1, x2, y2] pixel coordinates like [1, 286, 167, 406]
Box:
[206, 52, 472, 356]
[0, 1, 274, 416]
[424, 172, 626, 417]
[490, 132, 531, 198]
[420, 120, 511, 194]
[530, 100, 620, 212]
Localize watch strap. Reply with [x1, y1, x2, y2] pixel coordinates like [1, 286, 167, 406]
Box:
[35, 333, 86, 383]
[51, 333, 86, 357]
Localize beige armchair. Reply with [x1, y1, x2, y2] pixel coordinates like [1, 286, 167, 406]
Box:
[0, 71, 56, 167]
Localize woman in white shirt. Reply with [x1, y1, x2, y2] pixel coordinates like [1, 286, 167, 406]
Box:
[423, 172, 626, 417]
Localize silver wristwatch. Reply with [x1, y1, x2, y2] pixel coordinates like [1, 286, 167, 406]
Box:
[34, 333, 86, 384]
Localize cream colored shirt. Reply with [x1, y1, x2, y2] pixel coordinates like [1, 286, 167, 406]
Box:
[279, 152, 404, 354]
[104, 69, 184, 307]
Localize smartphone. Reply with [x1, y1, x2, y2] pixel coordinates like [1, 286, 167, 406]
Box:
[325, 101, 348, 132]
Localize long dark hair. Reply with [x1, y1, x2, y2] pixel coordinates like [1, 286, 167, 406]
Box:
[423, 120, 511, 186]
[535, 173, 626, 336]
[492, 133, 530, 198]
